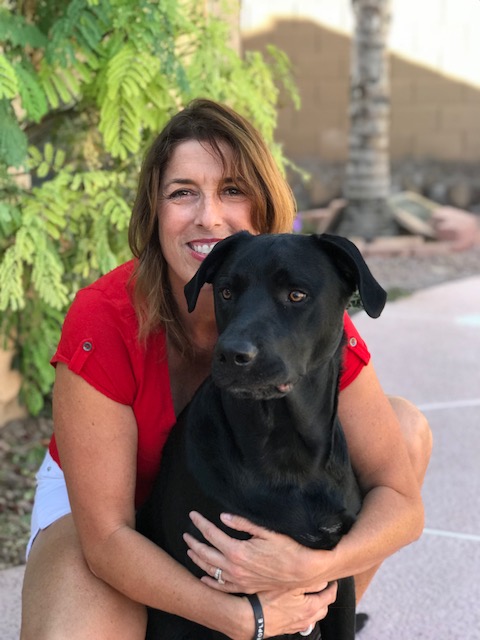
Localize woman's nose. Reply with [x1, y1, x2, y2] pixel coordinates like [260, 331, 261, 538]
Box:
[195, 194, 223, 228]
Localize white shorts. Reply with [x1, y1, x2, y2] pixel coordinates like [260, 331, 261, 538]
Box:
[26, 450, 72, 559]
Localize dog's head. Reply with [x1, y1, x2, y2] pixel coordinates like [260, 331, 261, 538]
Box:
[184, 231, 386, 399]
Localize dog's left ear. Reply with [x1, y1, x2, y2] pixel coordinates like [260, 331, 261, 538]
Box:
[184, 231, 253, 312]
[314, 233, 387, 318]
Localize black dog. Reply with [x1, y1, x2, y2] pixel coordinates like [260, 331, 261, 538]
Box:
[137, 232, 386, 640]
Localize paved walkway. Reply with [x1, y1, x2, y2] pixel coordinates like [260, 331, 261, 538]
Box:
[355, 275, 480, 639]
[1, 275, 479, 639]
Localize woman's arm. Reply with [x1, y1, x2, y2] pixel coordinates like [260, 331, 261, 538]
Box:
[326, 360, 424, 579]
[184, 361, 424, 593]
[53, 364, 332, 638]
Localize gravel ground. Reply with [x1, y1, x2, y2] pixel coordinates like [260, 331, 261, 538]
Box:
[0, 416, 53, 569]
[1, 243, 479, 571]
[366, 244, 480, 295]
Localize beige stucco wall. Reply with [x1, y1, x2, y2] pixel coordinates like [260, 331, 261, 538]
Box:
[241, 0, 480, 166]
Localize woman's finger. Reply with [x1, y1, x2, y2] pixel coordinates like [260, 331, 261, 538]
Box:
[292, 581, 338, 632]
[184, 531, 258, 591]
[184, 532, 256, 593]
[188, 511, 241, 556]
[220, 512, 273, 538]
[183, 533, 230, 577]
[187, 512, 263, 584]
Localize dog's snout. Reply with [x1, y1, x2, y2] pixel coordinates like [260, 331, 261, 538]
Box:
[217, 341, 258, 367]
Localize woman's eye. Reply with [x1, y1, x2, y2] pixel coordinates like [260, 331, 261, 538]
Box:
[223, 186, 246, 198]
[168, 189, 193, 199]
[220, 288, 232, 300]
[288, 290, 307, 303]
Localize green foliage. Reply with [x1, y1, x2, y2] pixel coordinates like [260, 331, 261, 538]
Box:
[0, 0, 299, 414]
[0, 54, 19, 99]
[0, 102, 28, 167]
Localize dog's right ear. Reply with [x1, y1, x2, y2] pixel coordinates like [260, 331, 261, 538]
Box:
[184, 231, 253, 312]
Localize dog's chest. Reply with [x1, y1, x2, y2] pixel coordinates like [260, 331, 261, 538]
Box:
[185, 397, 360, 550]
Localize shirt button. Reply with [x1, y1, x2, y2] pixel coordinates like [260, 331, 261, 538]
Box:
[349, 337, 357, 347]
[82, 341, 93, 351]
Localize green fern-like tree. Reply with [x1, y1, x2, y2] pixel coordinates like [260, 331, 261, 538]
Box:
[0, 0, 299, 414]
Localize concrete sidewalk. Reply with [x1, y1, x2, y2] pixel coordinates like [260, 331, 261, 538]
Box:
[0, 565, 25, 639]
[354, 275, 480, 639]
[1, 275, 479, 639]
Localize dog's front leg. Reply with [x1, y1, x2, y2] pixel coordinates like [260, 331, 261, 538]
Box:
[318, 576, 356, 640]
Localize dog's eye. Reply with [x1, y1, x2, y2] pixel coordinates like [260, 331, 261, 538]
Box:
[288, 290, 307, 303]
[220, 287, 232, 300]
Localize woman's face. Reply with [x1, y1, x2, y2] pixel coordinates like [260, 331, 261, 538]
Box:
[158, 139, 256, 297]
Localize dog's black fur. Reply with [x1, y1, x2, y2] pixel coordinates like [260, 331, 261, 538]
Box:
[137, 232, 386, 640]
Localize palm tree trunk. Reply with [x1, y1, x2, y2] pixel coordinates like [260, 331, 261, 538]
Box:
[339, 0, 396, 238]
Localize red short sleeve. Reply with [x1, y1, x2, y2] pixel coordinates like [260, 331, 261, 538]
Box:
[51, 293, 136, 405]
[339, 313, 371, 390]
[51, 264, 139, 405]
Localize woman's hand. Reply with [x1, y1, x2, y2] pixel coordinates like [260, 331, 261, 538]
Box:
[255, 582, 338, 638]
[184, 512, 339, 636]
[184, 511, 331, 594]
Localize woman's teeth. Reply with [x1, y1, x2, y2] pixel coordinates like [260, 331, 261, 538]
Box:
[191, 242, 218, 255]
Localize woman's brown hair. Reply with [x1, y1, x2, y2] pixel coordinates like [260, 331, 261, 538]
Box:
[128, 98, 296, 351]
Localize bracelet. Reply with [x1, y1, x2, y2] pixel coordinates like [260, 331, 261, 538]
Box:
[246, 593, 265, 640]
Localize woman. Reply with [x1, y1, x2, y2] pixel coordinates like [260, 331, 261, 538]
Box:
[21, 99, 432, 639]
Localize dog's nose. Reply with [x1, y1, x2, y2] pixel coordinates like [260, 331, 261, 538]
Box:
[217, 341, 258, 367]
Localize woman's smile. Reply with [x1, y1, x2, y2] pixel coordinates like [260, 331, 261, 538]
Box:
[188, 238, 221, 260]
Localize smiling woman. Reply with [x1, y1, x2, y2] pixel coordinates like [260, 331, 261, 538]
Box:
[20, 98, 431, 640]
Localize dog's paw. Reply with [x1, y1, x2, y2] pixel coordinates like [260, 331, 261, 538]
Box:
[355, 612, 369, 634]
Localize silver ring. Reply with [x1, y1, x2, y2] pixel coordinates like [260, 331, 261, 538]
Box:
[299, 623, 315, 636]
[214, 567, 225, 585]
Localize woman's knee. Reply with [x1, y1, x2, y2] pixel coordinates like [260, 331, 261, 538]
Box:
[388, 396, 433, 486]
[21, 515, 147, 640]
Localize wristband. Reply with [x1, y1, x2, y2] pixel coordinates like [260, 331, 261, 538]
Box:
[246, 593, 265, 640]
